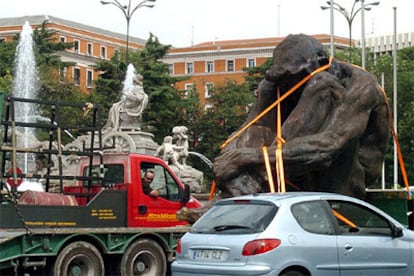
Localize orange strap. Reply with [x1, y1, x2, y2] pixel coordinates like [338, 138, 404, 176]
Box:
[275, 87, 286, 193]
[208, 180, 216, 200]
[332, 209, 357, 228]
[220, 57, 333, 150]
[262, 146, 275, 193]
[378, 85, 411, 199]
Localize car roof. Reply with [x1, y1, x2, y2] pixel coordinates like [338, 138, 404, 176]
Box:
[215, 192, 404, 224]
[217, 192, 362, 205]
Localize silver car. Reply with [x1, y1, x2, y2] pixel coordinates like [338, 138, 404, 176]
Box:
[172, 192, 414, 276]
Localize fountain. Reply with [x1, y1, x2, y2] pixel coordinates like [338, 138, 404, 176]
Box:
[10, 21, 42, 191]
[121, 63, 136, 100]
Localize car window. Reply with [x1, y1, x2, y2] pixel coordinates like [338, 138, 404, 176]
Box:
[328, 200, 392, 236]
[191, 200, 278, 234]
[292, 200, 335, 235]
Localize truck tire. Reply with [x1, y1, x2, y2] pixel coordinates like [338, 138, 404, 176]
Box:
[53, 241, 104, 276]
[121, 238, 167, 276]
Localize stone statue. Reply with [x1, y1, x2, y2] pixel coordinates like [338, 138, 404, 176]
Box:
[104, 73, 148, 131]
[155, 135, 184, 170]
[178, 34, 390, 223]
[156, 126, 204, 193]
[172, 126, 189, 167]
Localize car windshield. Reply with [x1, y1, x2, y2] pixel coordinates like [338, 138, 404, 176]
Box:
[190, 199, 278, 234]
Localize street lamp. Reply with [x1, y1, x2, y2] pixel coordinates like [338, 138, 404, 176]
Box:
[321, 0, 335, 56]
[101, 0, 156, 64]
[321, 0, 379, 63]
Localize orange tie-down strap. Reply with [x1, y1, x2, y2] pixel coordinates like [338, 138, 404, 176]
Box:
[377, 84, 411, 199]
[332, 209, 357, 228]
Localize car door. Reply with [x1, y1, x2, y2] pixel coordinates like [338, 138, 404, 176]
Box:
[328, 200, 412, 276]
[291, 200, 340, 275]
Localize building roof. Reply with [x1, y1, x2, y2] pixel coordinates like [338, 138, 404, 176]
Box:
[167, 34, 350, 55]
[0, 15, 146, 44]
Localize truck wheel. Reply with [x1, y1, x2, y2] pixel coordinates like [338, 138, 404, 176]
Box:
[53, 241, 104, 276]
[121, 239, 167, 276]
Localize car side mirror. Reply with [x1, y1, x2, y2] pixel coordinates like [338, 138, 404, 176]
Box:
[391, 224, 403, 238]
[180, 184, 190, 205]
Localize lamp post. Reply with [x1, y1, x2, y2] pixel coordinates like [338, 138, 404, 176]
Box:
[321, 0, 379, 63]
[322, 0, 335, 56]
[101, 0, 156, 64]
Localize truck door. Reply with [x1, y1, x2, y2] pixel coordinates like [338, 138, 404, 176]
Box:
[131, 162, 188, 227]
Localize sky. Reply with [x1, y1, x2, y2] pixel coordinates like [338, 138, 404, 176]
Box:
[1, 0, 413, 47]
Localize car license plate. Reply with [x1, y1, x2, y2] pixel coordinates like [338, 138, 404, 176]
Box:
[191, 249, 227, 261]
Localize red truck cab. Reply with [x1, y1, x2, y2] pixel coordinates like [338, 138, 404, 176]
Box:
[64, 152, 202, 227]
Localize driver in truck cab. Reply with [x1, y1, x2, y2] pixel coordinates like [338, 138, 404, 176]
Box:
[142, 170, 159, 198]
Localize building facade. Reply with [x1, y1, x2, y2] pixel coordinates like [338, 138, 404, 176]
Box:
[162, 35, 349, 106]
[0, 15, 145, 92]
[364, 32, 414, 57]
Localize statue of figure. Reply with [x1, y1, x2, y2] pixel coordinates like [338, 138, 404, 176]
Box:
[213, 34, 389, 199]
[177, 34, 390, 223]
[156, 127, 204, 194]
[172, 126, 189, 167]
[104, 73, 148, 131]
[155, 136, 184, 170]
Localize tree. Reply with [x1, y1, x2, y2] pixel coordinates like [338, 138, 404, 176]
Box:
[192, 80, 254, 181]
[131, 33, 189, 141]
[371, 47, 414, 187]
[243, 57, 272, 91]
[33, 20, 74, 68]
[0, 40, 16, 93]
[92, 51, 127, 126]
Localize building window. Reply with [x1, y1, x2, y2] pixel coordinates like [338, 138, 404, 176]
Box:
[247, 58, 255, 68]
[186, 62, 193, 74]
[204, 83, 214, 98]
[206, 61, 214, 73]
[226, 60, 234, 72]
[87, 43, 93, 56]
[168, 64, 174, 74]
[101, 46, 107, 59]
[60, 36, 66, 43]
[59, 67, 67, 82]
[74, 40, 80, 53]
[204, 103, 213, 111]
[73, 68, 80, 85]
[86, 70, 93, 88]
[184, 83, 194, 97]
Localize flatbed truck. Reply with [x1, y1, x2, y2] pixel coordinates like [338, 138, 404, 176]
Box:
[0, 97, 202, 275]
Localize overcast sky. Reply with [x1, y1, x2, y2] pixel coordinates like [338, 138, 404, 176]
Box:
[1, 0, 413, 47]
